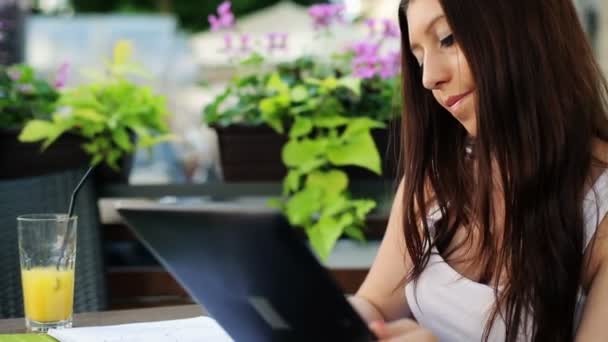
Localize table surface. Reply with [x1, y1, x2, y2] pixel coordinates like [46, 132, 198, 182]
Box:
[0, 305, 204, 334]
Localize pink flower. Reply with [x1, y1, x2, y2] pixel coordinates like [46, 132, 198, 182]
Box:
[277, 33, 288, 50]
[351, 42, 380, 58]
[379, 51, 401, 79]
[353, 55, 380, 79]
[208, 14, 222, 31]
[208, 1, 235, 31]
[222, 33, 233, 51]
[267, 32, 289, 51]
[365, 19, 376, 37]
[217, 1, 231, 15]
[382, 19, 400, 38]
[53, 62, 70, 88]
[239, 34, 251, 52]
[308, 4, 344, 30]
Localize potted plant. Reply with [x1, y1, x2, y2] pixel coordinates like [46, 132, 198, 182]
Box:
[0, 63, 85, 179]
[18, 40, 173, 183]
[203, 2, 402, 259]
[204, 3, 401, 182]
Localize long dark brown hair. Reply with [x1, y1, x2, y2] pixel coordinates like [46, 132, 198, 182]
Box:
[398, 0, 608, 341]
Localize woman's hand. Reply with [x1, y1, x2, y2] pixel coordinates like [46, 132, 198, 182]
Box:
[370, 319, 437, 342]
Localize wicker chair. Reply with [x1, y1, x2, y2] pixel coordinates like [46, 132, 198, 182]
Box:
[0, 168, 107, 318]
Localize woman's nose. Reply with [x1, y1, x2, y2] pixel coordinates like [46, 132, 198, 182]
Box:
[421, 54, 449, 90]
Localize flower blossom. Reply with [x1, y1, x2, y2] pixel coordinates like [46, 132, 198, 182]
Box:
[382, 19, 400, 38]
[308, 4, 344, 30]
[267, 32, 288, 52]
[54, 62, 70, 88]
[208, 1, 235, 31]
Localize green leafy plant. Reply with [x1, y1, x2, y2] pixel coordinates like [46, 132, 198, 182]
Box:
[19, 41, 173, 170]
[203, 2, 401, 260]
[0, 64, 59, 128]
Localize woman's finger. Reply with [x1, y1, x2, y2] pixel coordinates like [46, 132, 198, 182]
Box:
[381, 318, 421, 336]
[369, 319, 420, 339]
[384, 329, 438, 342]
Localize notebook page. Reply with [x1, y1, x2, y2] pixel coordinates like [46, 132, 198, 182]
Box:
[47, 316, 233, 342]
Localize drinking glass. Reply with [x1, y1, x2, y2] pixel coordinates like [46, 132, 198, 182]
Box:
[18, 214, 77, 333]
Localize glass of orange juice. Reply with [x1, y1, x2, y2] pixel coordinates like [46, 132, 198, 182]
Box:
[18, 214, 77, 333]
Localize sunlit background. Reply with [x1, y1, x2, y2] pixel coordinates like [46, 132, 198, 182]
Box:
[0, 0, 601, 185]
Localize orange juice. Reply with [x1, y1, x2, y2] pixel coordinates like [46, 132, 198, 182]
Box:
[21, 267, 74, 322]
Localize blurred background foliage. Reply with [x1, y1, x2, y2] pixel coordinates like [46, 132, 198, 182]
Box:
[70, 0, 328, 31]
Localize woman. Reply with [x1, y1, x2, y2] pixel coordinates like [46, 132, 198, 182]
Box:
[349, 0, 608, 341]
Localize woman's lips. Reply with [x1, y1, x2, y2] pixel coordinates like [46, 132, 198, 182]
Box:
[445, 90, 473, 108]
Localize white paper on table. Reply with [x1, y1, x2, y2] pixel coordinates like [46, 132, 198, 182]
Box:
[47, 316, 234, 342]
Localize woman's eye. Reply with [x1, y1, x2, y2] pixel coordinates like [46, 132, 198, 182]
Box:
[440, 34, 455, 47]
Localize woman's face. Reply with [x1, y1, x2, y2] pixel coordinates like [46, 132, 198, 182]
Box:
[407, 0, 478, 136]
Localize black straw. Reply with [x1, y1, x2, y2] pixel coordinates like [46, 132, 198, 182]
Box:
[68, 164, 95, 218]
[58, 164, 95, 269]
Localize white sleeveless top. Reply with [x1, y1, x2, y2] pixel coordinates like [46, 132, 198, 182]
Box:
[405, 170, 608, 341]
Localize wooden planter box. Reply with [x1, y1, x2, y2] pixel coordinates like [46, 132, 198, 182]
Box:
[0, 128, 132, 183]
[214, 123, 400, 182]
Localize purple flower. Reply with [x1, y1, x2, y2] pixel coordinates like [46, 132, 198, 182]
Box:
[382, 19, 400, 38]
[53, 62, 70, 88]
[218, 1, 231, 15]
[351, 42, 380, 58]
[277, 33, 288, 50]
[379, 51, 401, 79]
[208, 1, 235, 31]
[239, 34, 251, 52]
[267, 32, 289, 51]
[365, 19, 376, 37]
[353, 55, 380, 79]
[7, 68, 20, 81]
[222, 33, 233, 51]
[308, 4, 344, 30]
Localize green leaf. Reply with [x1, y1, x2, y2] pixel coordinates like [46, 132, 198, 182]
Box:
[298, 158, 326, 173]
[312, 115, 349, 128]
[106, 149, 122, 170]
[290, 85, 308, 103]
[136, 134, 175, 148]
[259, 97, 285, 133]
[259, 98, 277, 115]
[265, 117, 284, 134]
[320, 77, 339, 92]
[282, 139, 326, 168]
[275, 93, 291, 107]
[307, 215, 347, 261]
[18, 120, 56, 142]
[352, 199, 377, 219]
[112, 128, 132, 151]
[341, 118, 386, 140]
[327, 131, 382, 174]
[91, 154, 104, 166]
[306, 170, 348, 195]
[323, 195, 350, 217]
[267, 197, 283, 209]
[337, 76, 362, 96]
[344, 223, 366, 242]
[285, 187, 322, 226]
[240, 52, 265, 66]
[283, 170, 301, 195]
[289, 117, 313, 139]
[113, 40, 134, 65]
[266, 72, 289, 94]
